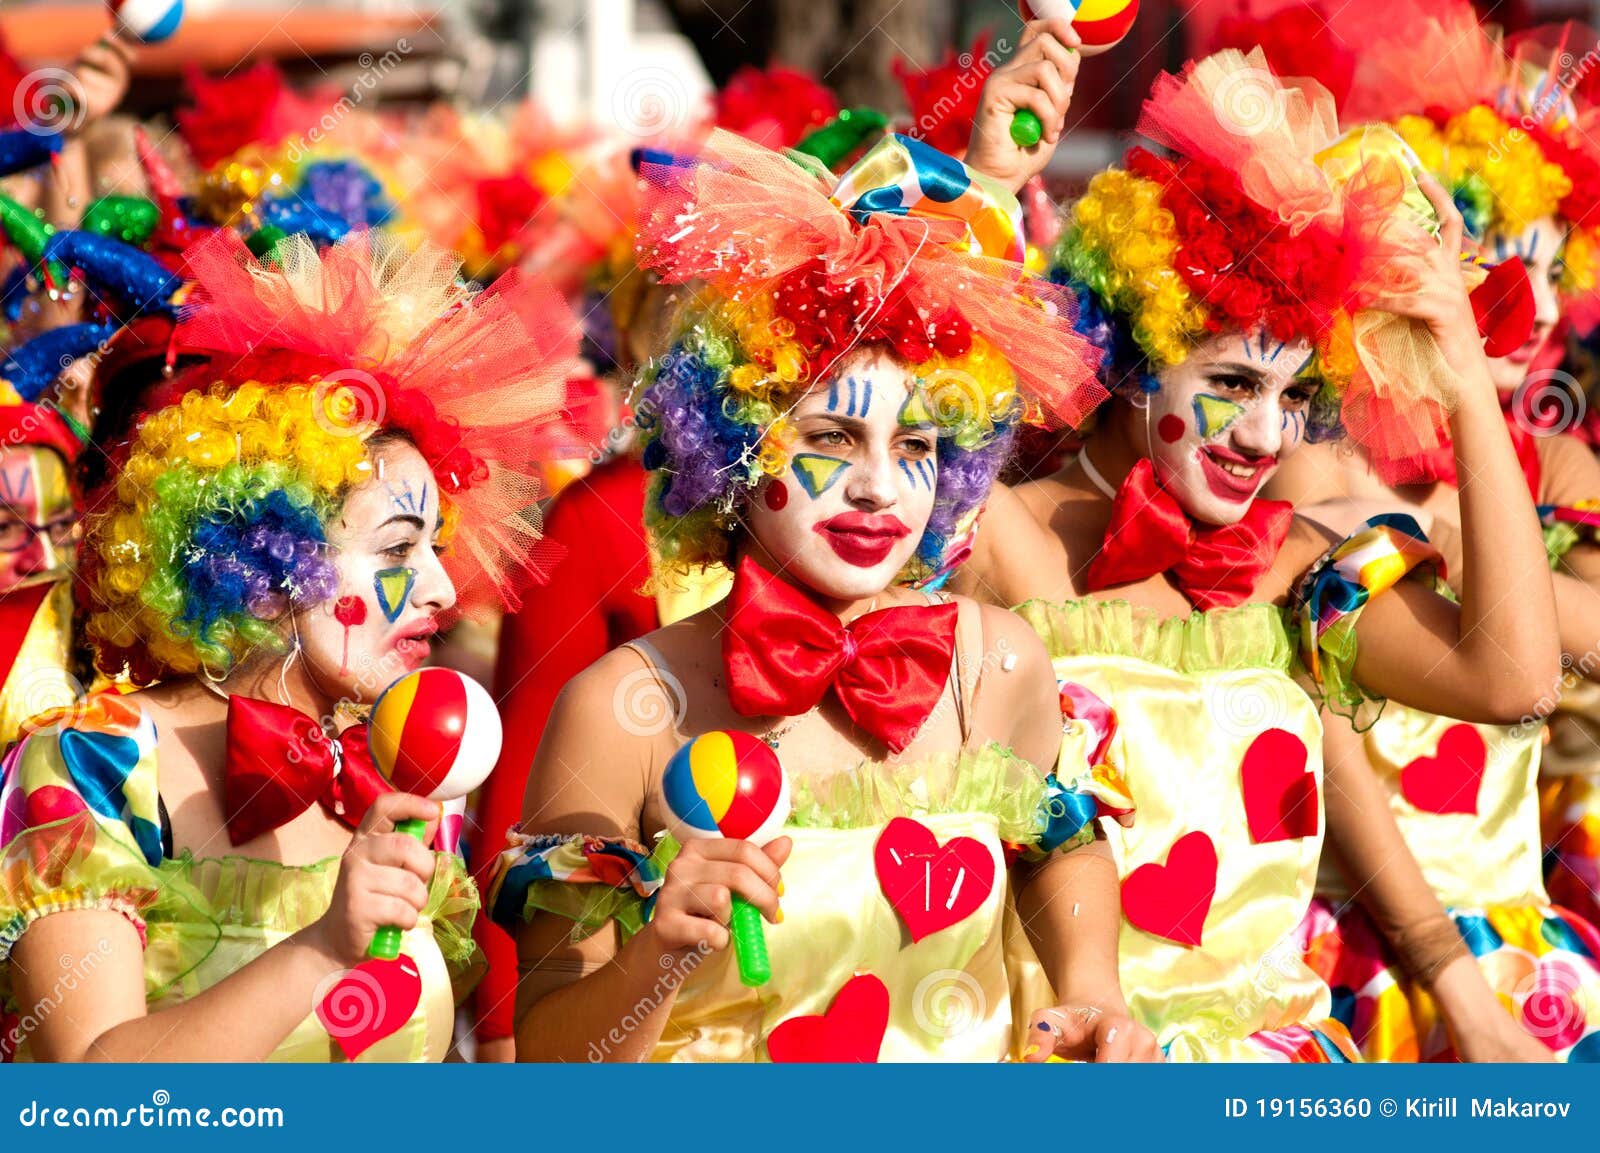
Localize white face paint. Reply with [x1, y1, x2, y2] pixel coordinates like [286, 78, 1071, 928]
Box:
[742, 350, 939, 601]
[1143, 330, 1319, 525]
[1481, 216, 1565, 394]
[296, 441, 457, 704]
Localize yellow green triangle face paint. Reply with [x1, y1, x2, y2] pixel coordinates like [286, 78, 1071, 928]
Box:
[791, 453, 850, 499]
[1192, 393, 1245, 440]
[374, 567, 417, 623]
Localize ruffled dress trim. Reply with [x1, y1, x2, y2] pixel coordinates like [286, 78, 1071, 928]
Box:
[491, 742, 1083, 940]
[1014, 598, 1297, 674]
[0, 812, 482, 1004]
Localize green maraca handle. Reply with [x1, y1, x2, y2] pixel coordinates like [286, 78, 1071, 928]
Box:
[1010, 109, 1044, 149]
[368, 817, 428, 961]
[730, 896, 771, 987]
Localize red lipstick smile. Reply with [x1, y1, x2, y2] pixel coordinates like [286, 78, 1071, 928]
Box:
[813, 512, 912, 568]
[1198, 443, 1275, 502]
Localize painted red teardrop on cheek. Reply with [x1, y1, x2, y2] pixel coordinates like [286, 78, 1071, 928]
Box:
[764, 480, 789, 511]
[1157, 415, 1186, 444]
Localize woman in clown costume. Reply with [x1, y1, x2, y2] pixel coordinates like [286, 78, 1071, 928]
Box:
[491, 119, 1162, 1062]
[0, 230, 571, 1062]
[1202, 0, 1600, 1062]
[952, 37, 1562, 1061]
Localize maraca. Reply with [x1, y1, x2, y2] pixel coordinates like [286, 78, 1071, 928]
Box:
[109, 0, 185, 45]
[1009, 0, 1139, 148]
[365, 666, 502, 956]
[662, 731, 790, 987]
[316, 668, 502, 1059]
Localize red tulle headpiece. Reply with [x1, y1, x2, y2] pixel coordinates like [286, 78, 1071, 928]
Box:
[171, 231, 579, 614]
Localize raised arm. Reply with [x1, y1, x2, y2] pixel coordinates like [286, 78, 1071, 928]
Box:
[1348, 176, 1561, 721]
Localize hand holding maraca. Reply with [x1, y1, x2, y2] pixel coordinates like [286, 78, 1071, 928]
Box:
[305, 792, 442, 967]
[654, 732, 791, 984]
[966, 17, 1083, 193]
[314, 668, 502, 1059]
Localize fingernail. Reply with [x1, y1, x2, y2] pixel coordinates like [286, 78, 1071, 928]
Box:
[1036, 1021, 1053, 1032]
[1105, 1027, 1119, 1043]
[777, 881, 785, 897]
[775, 907, 784, 924]
[1023, 1044, 1041, 1058]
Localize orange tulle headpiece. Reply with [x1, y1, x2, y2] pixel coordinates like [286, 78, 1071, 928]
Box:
[634, 129, 1106, 429]
[171, 230, 577, 615]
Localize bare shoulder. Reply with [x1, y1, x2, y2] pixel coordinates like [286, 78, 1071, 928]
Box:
[1536, 432, 1600, 505]
[967, 598, 1051, 666]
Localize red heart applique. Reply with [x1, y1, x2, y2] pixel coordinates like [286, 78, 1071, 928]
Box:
[1239, 728, 1319, 843]
[767, 973, 889, 1063]
[874, 816, 996, 943]
[1400, 724, 1486, 815]
[1121, 830, 1217, 947]
[315, 955, 422, 1060]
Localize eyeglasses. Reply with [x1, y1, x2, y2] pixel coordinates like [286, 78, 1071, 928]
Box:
[0, 516, 78, 554]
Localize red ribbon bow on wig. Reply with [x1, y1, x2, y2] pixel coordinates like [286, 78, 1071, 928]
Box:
[722, 557, 957, 754]
[223, 696, 390, 846]
[1085, 459, 1294, 611]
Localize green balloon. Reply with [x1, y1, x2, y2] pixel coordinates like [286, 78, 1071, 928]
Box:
[1010, 110, 1044, 149]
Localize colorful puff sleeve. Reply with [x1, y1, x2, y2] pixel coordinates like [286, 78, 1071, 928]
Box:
[1539, 501, 1600, 568]
[0, 693, 208, 974]
[1292, 514, 1445, 725]
[488, 833, 671, 944]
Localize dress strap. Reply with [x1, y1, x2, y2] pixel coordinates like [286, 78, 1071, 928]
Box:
[923, 591, 984, 750]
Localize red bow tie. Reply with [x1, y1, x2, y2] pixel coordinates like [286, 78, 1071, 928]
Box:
[223, 696, 390, 846]
[1084, 458, 1293, 611]
[722, 557, 958, 754]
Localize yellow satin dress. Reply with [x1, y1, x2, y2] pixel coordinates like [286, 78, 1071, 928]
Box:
[0, 693, 482, 1062]
[1304, 705, 1600, 1062]
[494, 745, 1067, 1062]
[1017, 598, 1356, 1062]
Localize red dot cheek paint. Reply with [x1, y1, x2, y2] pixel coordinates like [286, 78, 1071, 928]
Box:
[764, 479, 789, 511]
[1157, 414, 1186, 444]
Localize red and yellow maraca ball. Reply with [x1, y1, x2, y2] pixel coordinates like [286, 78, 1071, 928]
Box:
[368, 668, 502, 802]
[1021, 0, 1138, 54]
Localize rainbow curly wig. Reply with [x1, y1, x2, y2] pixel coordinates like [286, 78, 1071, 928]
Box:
[628, 131, 1107, 586]
[637, 302, 1020, 585]
[86, 384, 370, 680]
[82, 230, 573, 685]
